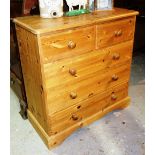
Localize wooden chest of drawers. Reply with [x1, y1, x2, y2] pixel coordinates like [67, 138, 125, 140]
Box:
[14, 8, 138, 149]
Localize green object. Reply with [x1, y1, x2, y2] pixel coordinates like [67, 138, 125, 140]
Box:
[65, 9, 90, 16]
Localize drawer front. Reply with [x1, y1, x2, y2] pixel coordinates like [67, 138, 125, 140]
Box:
[46, 64, 131, 114]
[43, 41, 133, 89]
[47, 83, 128, 135]
[43, 49, 110, 88]
[96, 17, 135, 49]
[109, 84, 129, 106]
[39, 26, 95, 63]
[106, 40, 133, 68]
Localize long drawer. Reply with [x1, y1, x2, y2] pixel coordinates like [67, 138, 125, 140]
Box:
[96, 17, 135, 49]
[46, 63, 131, 114]
[44, 40, 133, 88]
[39, 26, 95, 63]
[47, 83, 128, 136]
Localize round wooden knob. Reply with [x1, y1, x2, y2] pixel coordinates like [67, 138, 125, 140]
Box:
[117, 30, 122, 36]
[70, 92, 77, 99]
[71, 114, 78, 121]
[11, 78, 15, 85]
[68, 41, 76, 49]
[69, 68, 77, 76]
[114, 30, 122, 37]
[111, 94, 117, 100]
[112, 53, 120, 60]
[112, 74, 119, 81]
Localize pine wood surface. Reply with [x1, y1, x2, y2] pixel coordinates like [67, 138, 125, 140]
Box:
[47, 82, 129, 136]
[40, 26, 95, 63]
[46, 63, 131, 114]
[96, 17, 136, 49]
[14, 8, 138, 149]
[14, 8, 138, 35]
[43, 40, 133, 88]
[15, 26, 48, 132]
[28, 96, 130, 149]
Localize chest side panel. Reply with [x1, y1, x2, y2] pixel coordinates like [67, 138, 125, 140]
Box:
[15, 25, 48, 132]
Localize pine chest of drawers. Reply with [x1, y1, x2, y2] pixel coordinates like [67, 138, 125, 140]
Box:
[14, 8, 138, 149]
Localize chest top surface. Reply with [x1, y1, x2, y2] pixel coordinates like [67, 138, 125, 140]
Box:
[14, 8, 138, 35]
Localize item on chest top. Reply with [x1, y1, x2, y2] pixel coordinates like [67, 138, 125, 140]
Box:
[97, 0, 113, 10]
[89, 0, 95, 11]
[64, 0, 90, 16]
[39, 0, 63, 18]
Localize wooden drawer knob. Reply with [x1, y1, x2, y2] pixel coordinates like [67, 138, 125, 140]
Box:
[68, 41, 76, 49]
[11, 78, 15, 85]
[112, 74, 119, 81]
[69, 68, 77, 76]
[111, 94, 117, 100]
[70, 92, 77, 99]
[114, 30, 123, 37]
[71, 114, 79, 121]
[112, 53, 120, 60]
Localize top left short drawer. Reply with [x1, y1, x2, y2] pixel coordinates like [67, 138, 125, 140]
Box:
[39, 26, 95, 63]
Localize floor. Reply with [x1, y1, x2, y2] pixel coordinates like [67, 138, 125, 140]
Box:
[10, 54, 145, 155]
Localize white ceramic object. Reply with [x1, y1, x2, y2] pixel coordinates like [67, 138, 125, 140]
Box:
[66, 0, 87, 11]
[39, 0, 63, 18]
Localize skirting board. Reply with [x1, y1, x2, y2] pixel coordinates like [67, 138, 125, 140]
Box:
[28, 96, 130, 149]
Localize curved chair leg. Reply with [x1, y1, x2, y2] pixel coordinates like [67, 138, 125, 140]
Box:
[19, 99, 28, 120]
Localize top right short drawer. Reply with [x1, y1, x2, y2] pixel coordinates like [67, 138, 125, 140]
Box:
[96, 17, 136, 49]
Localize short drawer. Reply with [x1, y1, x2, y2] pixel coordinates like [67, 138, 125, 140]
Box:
[96, 17, 135, 49]
[39, 26, 95, 63]
[47, 83, 128, 136]
[46, 63, 131, 114]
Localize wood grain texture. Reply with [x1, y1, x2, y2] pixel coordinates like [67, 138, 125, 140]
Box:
[28, 96, 130, 149]
[96, 17, 136, 48]
[43, 40, 133, 89]
[14, 8, 138, 35]
[47, 83, 128, 136]
[15, 26, 49, 132]
[46, 62, 131, 114]
[39, 26, 95, 63]
[14, 8, 138, 149]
